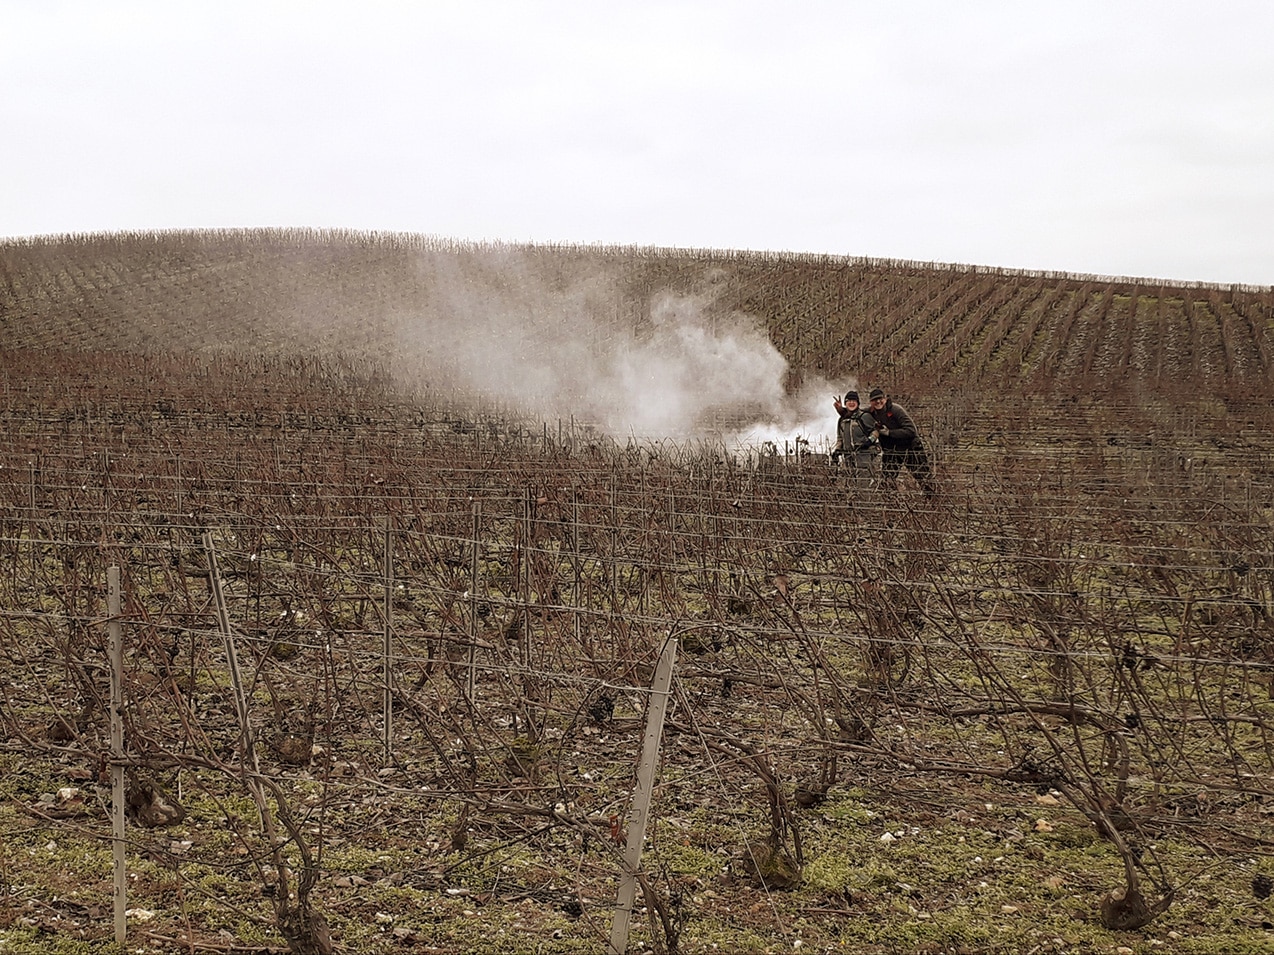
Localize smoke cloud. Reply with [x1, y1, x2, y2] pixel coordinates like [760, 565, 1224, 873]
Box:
[393, 251, 843, 452]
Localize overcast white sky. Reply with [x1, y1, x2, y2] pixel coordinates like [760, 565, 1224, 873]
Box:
[4, 1, 1273, 286]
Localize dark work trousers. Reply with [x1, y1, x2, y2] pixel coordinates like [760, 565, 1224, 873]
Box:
[881, 443, 935, 496]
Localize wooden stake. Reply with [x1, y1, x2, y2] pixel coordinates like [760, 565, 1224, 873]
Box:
[108, 565, 126, 946]
[203, 532, 259, 777]
[467, 502, 481, 701]
[571, 488, 582, 651]
[522, 486, 533, 671]
[28, 461, 36, 576]
[608, 634, 678, 955]
[383, 517, 394, 755]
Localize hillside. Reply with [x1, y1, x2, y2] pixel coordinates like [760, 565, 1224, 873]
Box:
[3, 229, 1271, 407]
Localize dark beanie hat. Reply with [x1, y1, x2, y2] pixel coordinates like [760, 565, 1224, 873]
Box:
[869, 387, 885, 400]
[844, 390, 859, 403]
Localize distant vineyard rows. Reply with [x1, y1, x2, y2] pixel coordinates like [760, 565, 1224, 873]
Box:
[2, 229, 1271, 405]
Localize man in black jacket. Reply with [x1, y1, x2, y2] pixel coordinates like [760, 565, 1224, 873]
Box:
[867, 387, 934, 497]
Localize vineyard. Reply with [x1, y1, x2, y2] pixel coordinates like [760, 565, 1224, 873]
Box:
[3, 229, 1272, 404]
[1, 230, 1273, 954]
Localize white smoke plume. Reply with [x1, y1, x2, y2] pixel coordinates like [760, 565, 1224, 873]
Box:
[392, 251, 844, 452]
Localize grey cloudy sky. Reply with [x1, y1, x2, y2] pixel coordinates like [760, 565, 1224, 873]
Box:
[5, 0, 1273, 286]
